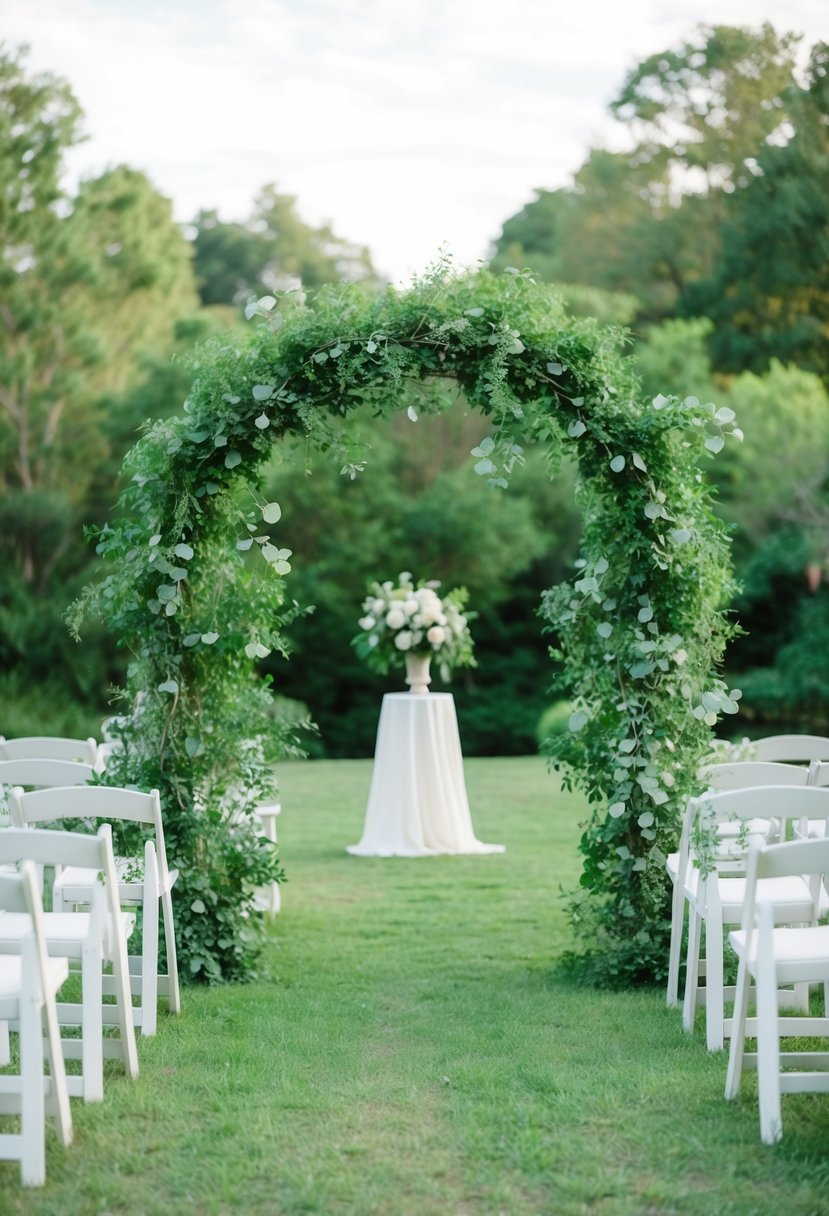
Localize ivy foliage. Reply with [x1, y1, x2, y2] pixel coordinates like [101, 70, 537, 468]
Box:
[73, 263, 738, 984]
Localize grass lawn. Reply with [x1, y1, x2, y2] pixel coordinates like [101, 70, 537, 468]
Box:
[4, 755, 829, 1215]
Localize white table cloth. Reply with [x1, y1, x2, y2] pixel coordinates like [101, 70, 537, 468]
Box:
[347, 692, 505, 857]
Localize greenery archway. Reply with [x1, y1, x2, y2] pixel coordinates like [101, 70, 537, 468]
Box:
[75, 266, 739, 985]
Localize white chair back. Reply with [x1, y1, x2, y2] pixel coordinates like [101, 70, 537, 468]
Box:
[751, 734, 829, 763]
[0, 736, 98, 764]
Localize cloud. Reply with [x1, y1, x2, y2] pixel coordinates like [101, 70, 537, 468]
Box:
[4, 0, 829, 280]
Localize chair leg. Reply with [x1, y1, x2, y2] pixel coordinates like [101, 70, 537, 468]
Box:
[161, 889, 181, 1016]
[705, 922, 725, 1052]
[756, 936, 783, 1144]
[19, 970, 46, 1187]
[683, 909, 701, 1033]
[111, 925, 139, 1080]
[725, 949, 752, 1099]
[140, 891, 159, 1037]
[41, 987, 72, 1147]
[80, 939, 104, 1102]
[667, 877, 684, 1008]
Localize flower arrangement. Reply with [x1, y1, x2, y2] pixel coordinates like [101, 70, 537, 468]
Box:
[353, 572, 475, 681]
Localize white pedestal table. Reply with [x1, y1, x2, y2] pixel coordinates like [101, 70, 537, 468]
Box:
[347, 692, 504, 857]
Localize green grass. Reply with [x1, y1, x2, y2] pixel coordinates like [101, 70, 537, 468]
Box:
[4, 755, 829, 1214]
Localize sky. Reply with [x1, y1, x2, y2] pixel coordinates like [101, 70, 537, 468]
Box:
[5, 0, 829, 284]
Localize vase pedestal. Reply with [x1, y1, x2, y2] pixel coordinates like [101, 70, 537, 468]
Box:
[404, 652, 431, 695]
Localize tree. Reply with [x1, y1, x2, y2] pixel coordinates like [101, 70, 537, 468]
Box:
[610, 23, 800, 192]
[193, 184, 379, 307]
[687, 43, 829, 381]
[0, 45, 204, 734]
[491, 25, 806, 323]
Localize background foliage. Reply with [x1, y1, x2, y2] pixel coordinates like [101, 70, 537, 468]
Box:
[3, 25, 829, 984]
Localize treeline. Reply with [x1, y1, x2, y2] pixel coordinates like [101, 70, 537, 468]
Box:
[1, 28, 828, 756]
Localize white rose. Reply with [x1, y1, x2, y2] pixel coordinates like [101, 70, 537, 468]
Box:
[427, 625, 446, 646]
[403, 598, 419, 616]
[371, 598, 385, 615]
[359, 616, 376, 631]
[386, 608, 406, 630]
[419, 610, 437, 626]
[394, 630, 414, 651]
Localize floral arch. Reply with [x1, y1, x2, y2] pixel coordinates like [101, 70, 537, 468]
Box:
[75, 266, 739, 985]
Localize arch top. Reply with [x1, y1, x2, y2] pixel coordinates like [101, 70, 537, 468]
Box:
[76, 264, 740, 985]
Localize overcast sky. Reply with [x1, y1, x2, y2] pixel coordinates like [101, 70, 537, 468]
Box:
[5, 0, 829, 283]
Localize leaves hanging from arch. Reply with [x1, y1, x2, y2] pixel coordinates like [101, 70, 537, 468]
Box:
[71, 264, 739, 984]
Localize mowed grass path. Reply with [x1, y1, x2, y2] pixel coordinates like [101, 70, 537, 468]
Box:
[4, 756, 829, 1215]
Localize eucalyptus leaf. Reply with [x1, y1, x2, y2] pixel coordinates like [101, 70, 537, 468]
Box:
[224, 451, 242, 469]
[705, 435, 725, 453]
[261, 502, 282, 524]
[610, 455, 626, 473]
[255, 414, 270, 429]
[157, 680, 178, 694]
[201, 632, 219, 645]
[174, 543, 194, 560]
[568, 420, 586, 438]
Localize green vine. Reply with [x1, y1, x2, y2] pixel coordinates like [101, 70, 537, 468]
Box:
[72, 264, 738, 983]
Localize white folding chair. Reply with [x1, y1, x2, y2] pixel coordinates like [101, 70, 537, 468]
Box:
[27, 786, 181, 1036]
[252, 802, 282, 917]
[0, 758, 94, 796]
[725, 835, 829, 1143]
[750, 735, 829, 763]
[0, 737, 98, 765]
[0, 822, 138, 1102]
[666, 761, 808, 1010]
[792, 761, 829, 842]
[0, 861, 72, 1187]
[678, 785, 829, 1051]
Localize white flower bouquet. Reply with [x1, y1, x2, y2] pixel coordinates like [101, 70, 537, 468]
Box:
[353, 571, 475, 681]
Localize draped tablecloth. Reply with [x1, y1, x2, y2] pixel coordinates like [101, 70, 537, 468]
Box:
[347, 692, 505, 857]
